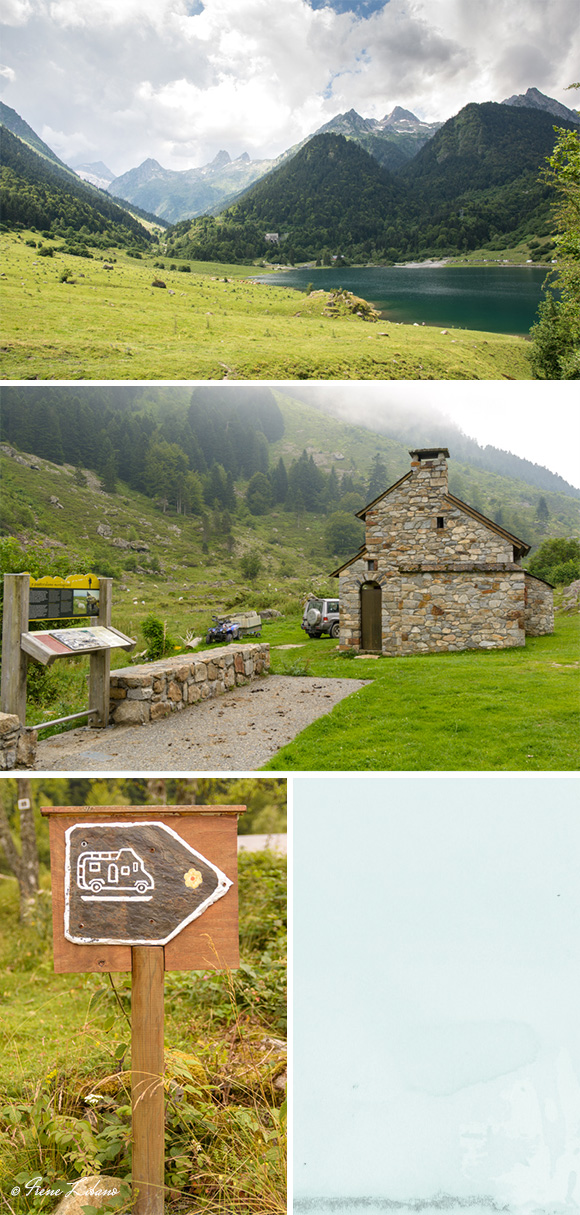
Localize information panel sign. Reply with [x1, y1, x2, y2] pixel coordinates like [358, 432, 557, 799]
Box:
[29, 574, 100, 620]
[20, 625, 134, 665]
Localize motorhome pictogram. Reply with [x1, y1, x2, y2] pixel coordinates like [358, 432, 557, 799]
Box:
[77, 847, 154, 899]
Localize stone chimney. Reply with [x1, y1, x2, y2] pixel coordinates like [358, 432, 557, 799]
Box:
[408, 447, 450, 494]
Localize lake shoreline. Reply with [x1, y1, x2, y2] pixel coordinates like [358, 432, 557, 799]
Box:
[249, 263, 547, 336]
[251, 258, 550, 275]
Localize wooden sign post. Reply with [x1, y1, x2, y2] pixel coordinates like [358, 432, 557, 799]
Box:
[41, 804, 242, 1215]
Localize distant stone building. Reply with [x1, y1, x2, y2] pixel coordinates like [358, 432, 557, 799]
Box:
[332, 447, 554, 655]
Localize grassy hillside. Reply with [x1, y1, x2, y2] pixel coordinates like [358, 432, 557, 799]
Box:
[0, 230, 532, 380]
[1, 387, 577, 656]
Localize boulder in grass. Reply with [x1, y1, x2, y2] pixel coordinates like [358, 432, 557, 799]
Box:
[51, 1176, 126, 1215]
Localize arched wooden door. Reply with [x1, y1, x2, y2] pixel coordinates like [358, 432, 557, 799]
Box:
[360, 581, 382, 651]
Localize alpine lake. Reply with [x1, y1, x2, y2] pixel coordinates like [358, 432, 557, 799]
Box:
[251, 263, 550, 335]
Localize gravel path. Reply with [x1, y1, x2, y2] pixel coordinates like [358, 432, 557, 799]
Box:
[34, 674, 370, 771]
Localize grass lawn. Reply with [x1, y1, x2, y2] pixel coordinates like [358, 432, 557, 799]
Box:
[262, 613, 579, 771]
[0, 232, 532, 380]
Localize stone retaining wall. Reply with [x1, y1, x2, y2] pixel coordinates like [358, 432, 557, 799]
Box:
[109, 642, 270, 726]
[0, 713, 37, 769]
[524, 573, 554, 636]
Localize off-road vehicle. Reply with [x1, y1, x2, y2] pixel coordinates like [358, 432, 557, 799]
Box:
[301, 596, 340, 639]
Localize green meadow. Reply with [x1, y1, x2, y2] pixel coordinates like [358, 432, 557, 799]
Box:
[0, 232, 532, 380]
[263, 613, 579, 772]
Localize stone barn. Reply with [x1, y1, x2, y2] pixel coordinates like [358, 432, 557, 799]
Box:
[332, 447, 554, 655]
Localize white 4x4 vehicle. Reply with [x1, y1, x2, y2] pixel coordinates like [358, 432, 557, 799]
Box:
[301, 597, 340, 639]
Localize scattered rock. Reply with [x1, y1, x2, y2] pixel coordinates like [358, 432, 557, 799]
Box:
[561, 579, 580, 612]
[49, 495, 63, 509]
[50, 1176, 125, 1215]
[97, 522, 112, 537]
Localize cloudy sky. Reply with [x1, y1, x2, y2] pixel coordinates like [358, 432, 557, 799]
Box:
[294, 775, 580, 1207]
[281, 381, 580, 489]
[1, 0, 579, 176]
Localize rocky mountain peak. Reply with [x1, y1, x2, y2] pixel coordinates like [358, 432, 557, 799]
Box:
[501, 86, 580, 125]
[209, 149, 231, 168]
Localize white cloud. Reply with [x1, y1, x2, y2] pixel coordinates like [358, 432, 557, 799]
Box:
[1, 0, 578, 172]
[41, 123, 96, 159]
[0, 64, 17, 88]
[0, 0, 34, 26]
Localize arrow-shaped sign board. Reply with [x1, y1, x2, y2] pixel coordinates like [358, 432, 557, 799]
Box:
[64, 821, 232, 946]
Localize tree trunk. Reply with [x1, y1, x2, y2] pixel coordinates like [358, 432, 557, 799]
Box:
[0, 779, 40, 920]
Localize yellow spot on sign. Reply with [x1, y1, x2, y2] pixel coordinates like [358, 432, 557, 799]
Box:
[184, 867, 203, 890]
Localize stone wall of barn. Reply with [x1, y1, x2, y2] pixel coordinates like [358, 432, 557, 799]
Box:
[364, 455, 515, 569]
[338, 560, 528, 655]
[524, 573, 554, 635]
[109, 642, 270, 726]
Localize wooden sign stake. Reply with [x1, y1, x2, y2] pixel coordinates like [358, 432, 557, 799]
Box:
[132, 947, 165, 1215]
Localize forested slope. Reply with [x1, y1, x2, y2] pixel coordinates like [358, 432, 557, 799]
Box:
[0, 127, 154, 247]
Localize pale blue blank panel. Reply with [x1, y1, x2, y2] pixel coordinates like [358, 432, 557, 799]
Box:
[293, 776, 580, 1214]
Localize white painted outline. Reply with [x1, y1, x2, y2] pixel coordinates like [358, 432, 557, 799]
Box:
[64, 820, 232, 946]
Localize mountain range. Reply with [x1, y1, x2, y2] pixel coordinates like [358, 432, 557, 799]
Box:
[167, 98, 577, 264]
[1, 86, 578, 262]
[0, 110, 157, 249]
[101, 87, 578, 224]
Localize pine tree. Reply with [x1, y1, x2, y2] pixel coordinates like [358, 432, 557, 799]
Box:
[367, 451, 388, 499]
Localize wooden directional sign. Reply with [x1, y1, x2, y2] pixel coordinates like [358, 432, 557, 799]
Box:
[65, 821, 232, 946]
[41, 805, 241, 973]
[42, 803, 244, 1215]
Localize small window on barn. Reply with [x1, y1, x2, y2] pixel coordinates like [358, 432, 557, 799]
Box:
[436, 516, 445, 529]
[367, 559, 378, 572]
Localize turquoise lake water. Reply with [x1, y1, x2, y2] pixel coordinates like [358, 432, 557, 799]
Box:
[251, 264, 551, 335]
